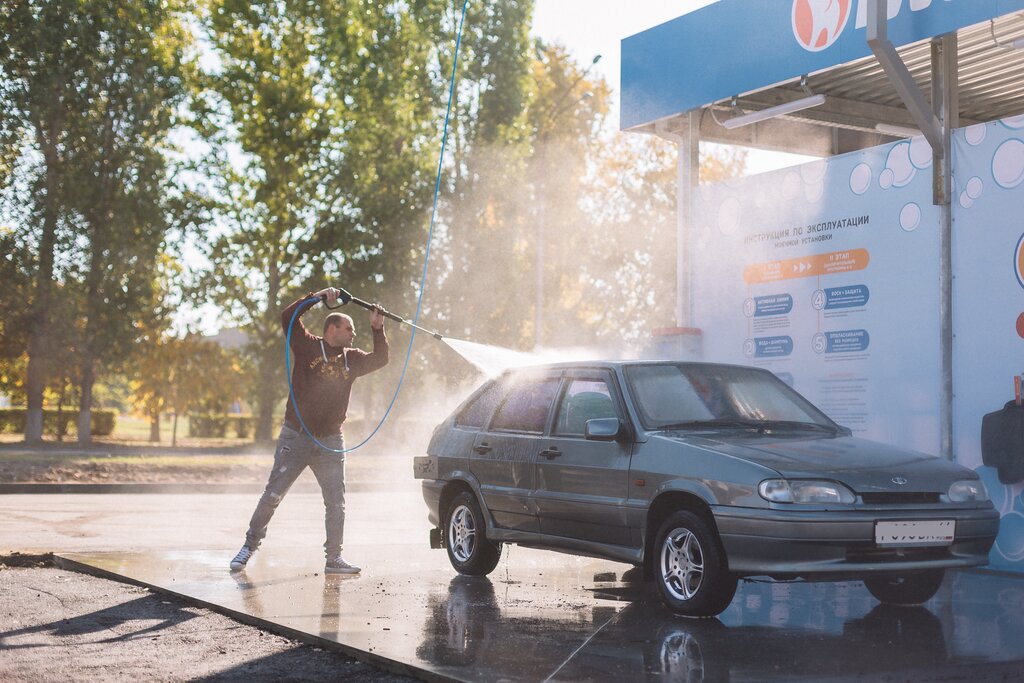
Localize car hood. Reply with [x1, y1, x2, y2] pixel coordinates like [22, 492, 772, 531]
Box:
[668, 433, 971, 493]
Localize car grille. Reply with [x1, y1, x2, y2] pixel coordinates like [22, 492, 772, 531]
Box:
[859, 492, 942, 505]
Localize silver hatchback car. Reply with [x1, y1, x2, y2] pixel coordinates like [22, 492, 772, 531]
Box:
[414, 361, 999, 617]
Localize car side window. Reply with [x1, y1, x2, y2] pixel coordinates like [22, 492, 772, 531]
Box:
[553, 379, 617, 437]
[490, 378, 560, 433]
[455, 381, 504, 429]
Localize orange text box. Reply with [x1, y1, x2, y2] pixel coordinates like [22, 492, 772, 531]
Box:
[744, 249, 870, 284]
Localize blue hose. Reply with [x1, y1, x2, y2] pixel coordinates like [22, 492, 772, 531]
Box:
[284, 0, 470, 453]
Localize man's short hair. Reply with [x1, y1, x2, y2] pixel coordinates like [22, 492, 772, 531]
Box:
[323, 312, 353, 336]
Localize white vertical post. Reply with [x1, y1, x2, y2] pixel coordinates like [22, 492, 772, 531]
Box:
[677, 109, 700, 328]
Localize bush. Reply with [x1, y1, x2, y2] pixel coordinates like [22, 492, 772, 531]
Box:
[227, 414, 255, 439]
[0, 407, 116, 436]
[188, 414, 228, 438]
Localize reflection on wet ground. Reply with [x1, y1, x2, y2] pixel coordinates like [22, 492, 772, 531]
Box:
[60, 545, 1024, 682]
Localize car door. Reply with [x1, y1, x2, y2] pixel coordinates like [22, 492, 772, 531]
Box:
[470, 374, 560, 533]
[533, 370, 632, 546]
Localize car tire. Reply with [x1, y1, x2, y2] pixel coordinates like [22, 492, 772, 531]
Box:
[654, 511, 737, 617]
[444, 491, 501, 576]
[863, 569, 945, 605]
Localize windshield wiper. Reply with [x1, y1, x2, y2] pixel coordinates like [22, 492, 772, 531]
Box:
[756, 420, 839, 435]
[656, 419, 765, 431]
[656, 419, 839, 435]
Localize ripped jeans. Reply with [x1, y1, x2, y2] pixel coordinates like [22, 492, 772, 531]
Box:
[244, 425, 346, 558]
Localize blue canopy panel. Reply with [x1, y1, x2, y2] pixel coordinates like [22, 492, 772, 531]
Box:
[621, 0, 1024, 131]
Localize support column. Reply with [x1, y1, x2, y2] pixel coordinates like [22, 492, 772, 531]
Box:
[933, 33, 958, 461]
[677, 109, 700, 328]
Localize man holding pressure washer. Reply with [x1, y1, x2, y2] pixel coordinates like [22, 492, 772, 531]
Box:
[230, 286, 388, 575]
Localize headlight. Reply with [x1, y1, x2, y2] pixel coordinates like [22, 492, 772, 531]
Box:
[759, 478, 856, 504]
[948, 479, 989, 503]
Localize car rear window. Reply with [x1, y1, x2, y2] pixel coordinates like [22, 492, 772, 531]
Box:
[455, 381, 504, 429]
[490, 378, 560, 433]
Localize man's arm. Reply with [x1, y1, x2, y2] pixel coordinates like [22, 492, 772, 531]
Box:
[350, 306, 389, 376]
[281, 288, 337, 341]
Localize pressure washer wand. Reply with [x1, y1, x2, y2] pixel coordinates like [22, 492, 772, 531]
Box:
[329, 287, 444, 341]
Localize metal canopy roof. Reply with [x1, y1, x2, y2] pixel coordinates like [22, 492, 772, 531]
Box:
[640, 13, 1024, 157]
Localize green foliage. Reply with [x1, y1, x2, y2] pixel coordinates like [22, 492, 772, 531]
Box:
[0, 407, 116, 436]
[188, 413, 254, 439]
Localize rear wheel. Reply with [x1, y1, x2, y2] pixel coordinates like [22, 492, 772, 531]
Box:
[654, 511, 737, 617]
[444, 491, 501, 576]
[864, 569, 945, 605]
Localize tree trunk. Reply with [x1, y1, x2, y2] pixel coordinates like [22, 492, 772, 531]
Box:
[24, 134, 61, 444]
[77, 359, 94, 445]
[254, 261, 282, 442]
[149, 410, 160, 442]
[172, 412, 178, 447]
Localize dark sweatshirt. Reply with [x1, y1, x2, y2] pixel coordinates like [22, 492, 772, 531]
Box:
[281, 294, 389, 437]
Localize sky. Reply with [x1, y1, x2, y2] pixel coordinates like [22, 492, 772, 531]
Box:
[530, 0, 816, 174]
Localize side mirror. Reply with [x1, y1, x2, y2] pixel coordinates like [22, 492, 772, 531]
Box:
[585, 417, 621, 441]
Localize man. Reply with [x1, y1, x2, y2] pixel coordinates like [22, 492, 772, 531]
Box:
[230, 286, 388, 574]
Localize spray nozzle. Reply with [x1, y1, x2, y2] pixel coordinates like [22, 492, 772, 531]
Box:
[324, 285, 444, 341]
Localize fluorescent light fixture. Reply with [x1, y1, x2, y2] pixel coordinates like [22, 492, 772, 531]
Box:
[875, 122, 921, 137]
[721, 94, 827, 129]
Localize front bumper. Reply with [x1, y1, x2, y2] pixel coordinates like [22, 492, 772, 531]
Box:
[713, 505, 1000, 578]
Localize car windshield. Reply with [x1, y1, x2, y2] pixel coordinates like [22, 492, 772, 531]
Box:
[624, 363, 837, 432]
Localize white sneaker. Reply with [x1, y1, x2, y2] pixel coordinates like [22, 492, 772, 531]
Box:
[325, 555, 360, 574]
[230, 545, 254, 570]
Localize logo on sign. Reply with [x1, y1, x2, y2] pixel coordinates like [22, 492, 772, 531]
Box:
[792, 0, 853, 52]
[1016, 233, 1024, 290]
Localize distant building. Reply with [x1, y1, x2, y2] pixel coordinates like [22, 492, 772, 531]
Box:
[208, 327, 250, 350]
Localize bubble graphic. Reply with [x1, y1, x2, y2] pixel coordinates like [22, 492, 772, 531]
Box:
[850, 163, 872, 195]
[804, 180, 824, 203]
[884, 142, 916, 188]
[976, 467, 1011, 513]
[717, 196, 741, 236]
[959, 192, 973, 209]
[900, 202, 921, 231]
[1017, 312, 1024, 339]
[965, 176, 983, 200]
[964, 123, 987, 146]
[994, 511, 1024, 563]
[800, 159, 828, 185]
[879, 168, 894, 189]
[909, 135, 932, 169]
[1003, 115, 1024, 130]
[782, 172, 802, 200]
[992, 138, 1024, 189]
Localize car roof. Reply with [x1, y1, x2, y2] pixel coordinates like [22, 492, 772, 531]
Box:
[498, 359, 770, 375]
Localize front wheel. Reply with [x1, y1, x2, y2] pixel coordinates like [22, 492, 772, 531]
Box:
[864, 569, 945, 605]
[654, 511, 737, 617]
[444, 491, 501, 576]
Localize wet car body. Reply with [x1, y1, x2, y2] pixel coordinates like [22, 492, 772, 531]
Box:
[415, 361, 999, 616]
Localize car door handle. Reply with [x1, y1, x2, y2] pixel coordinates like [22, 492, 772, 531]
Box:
[473, 443, 492, 454]
[539, 447, 562, 460]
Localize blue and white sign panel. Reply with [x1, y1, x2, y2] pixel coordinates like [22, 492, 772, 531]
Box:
[691, 136, 942, 452]
[951, 114, 1024, 572]
[621, 0, 1024, 129]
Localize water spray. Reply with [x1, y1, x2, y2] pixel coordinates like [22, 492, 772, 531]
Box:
[325, 287, 444, 341]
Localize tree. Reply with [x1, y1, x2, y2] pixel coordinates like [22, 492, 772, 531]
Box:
[0, 0, 197, 443]
[0, 0, 91, 441]
[64, 1, 196, 444]
[198, 0, 497, 439]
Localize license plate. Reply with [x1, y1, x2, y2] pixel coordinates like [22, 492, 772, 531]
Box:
[875, 520, 955, 547]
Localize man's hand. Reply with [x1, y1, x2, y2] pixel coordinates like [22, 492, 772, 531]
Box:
[370, 304, 385, 330]
[316, 287, 339, 306]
